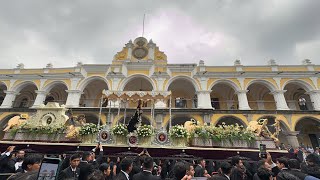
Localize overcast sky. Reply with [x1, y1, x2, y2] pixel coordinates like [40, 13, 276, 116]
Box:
[0, 0, 319, 69]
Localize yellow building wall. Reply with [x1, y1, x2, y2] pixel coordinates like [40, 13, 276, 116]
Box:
[0, 70, 14, 74]
[49, 69, 75, 73]
[278, 66, 308, 72]
[244, 78, 278, 89]
[208, 78, 241, 90]
[87, 73, 106, 77]
[206, 67, 236, 72]
[12, 80, 40, 90]
[171, 72, 192, 77]
[0, 80, 10, 88]
[127, 70, 149, 76]
[280, 78, 316, 89]
[242, 67, 271, 72]
[42, 79, 71, 90]
[19, 69, 44, 74]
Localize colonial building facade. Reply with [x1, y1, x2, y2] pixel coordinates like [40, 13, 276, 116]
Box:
[0, 37, 319, 148]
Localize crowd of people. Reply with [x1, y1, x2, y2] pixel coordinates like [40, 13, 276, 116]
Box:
[0, 144, 320, 180]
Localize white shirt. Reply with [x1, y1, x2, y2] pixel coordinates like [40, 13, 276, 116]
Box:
[224, 174, 230, 180]
[15, 161, 23, 170]
[121, 170, 130, 180]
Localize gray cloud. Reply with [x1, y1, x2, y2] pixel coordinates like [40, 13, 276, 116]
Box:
[0, 0, 319, 69]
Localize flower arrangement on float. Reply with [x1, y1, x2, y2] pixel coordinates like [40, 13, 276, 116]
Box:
[111, 124, 128, 145]
[137, 124, 154, 137]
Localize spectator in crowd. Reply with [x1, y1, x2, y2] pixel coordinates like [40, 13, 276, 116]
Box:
[186, 163, 195, 178]
[133, 157, 160, 180]
[301, 154, 320, 178]
[210, 161, 232, 180]
[0, 146, 16, 176]
[8, 153, 43, 180]
[314, 147, 319, 156]
[115, 158, 133, 180]
[79, 151, 95, 180]
[99, 163, 113, 180]
[194, 158, 206, 177]
[230, 156, 247, 180]
[88, 170, 105, 180]
[58, 153, 81, 180]
[14, 150, 25, 172]
[171, 162, 187, 180]
[287, 159, 309, 180]
[256, 167, 273, 180]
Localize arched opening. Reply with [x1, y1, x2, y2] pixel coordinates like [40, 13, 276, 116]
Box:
[0, 83, 7, 106]
[118, 115, 151, 126]
[215, 116, 246, 127]
[165, 115, 194, 131]
[0, 113, 20, 139]
[45, 83, 68, 105]
[247, 82, 276, 110]
[284, 82, 313, 110]
[167, 79, 196, 109]
[259, 116, 290, 146]
[80, 79, 109, 107]
[123, 77, 154, 108]
[210, 82, 238, 110]
[13, 83, 38, 108]
[295, 117, 320, 149]
[83, 113, 102, 125]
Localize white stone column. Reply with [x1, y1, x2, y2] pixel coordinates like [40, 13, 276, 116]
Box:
[196, 90, 212, 109]
[0, 91, 19, 108]
[236, 90, 251, 110]
[65, 90, 82, 107]
[306, 90, 320, 110]
[270, 90, 290, 110]
[31, 91, 48, 108]
[284, 131, 300, 148]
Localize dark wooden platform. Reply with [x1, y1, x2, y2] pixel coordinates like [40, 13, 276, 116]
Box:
[0, 141, 289, 161]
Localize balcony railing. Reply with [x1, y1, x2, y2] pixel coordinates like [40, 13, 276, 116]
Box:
[3, 99, 315, 111]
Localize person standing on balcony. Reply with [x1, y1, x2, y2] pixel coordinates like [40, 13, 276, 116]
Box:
[298, 97, 307, 110]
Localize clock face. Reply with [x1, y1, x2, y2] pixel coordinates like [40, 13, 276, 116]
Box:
[133, 47, 148, 59]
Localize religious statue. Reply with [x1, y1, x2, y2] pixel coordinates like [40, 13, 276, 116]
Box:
[184, 118, 199, 133]
[65, 114, 86, 138]
[3, 114, 28, 132]
[127, 100, 143, 133]
[247, 118, 282, 145]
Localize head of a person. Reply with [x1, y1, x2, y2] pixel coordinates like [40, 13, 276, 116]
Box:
[99, 163, 111, 176]
[288, 159, 300, 169]
[120, 158, 133, 173]
[231, 156, 243, 168]
[257, 167, 273, 180]
[197, 158, 206, 167]
[82, 151, 93, 162]
[186, 163, 195, 177]
[88, 170, 105, 180]
[70, 154, 81, 168]
[22, 154, 43, 172]
[173, 162, 187, 180]
[142, 157, 154, 171]
[306, 153, 320, 167]
[257, 159, 271, 171]
[16, 150, 25, 159]
[276, 157, 289, 170]
[219, 161, 232, 176]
